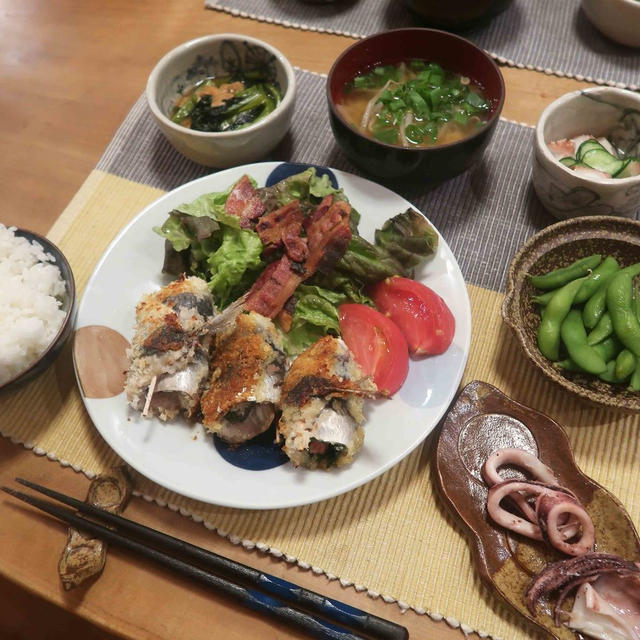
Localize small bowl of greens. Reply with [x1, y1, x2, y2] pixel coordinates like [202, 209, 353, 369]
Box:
[146, 34, 296, 168]
[327, 28, 505, 183]
[532, 87, 640, 220]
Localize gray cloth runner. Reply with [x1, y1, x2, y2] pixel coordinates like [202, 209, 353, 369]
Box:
[98, 69, 564, 294]
[205, 0, 640, 90]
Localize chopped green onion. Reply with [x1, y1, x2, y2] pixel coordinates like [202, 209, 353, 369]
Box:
[345, 59, 489, 147]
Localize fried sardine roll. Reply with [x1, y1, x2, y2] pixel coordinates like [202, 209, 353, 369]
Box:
[201, 311, 286, 444]
[277, 336, 377, 470]
[125, 275, 215, 421]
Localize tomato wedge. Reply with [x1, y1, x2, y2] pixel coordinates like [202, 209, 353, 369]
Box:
[337, 303, 409, 396]
[370, 276, 455, 356]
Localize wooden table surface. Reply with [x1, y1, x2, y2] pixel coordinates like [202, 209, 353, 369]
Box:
[0, 1, 595, 638]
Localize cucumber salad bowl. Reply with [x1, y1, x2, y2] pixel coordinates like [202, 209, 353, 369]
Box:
[532, 87, 640, 220]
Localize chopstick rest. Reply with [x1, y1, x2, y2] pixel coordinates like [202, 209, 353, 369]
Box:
[58, 466, 132, 590]
[3, 479, 408, 640]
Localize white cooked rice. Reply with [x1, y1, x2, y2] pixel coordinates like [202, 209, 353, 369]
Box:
[0, 224, 67, 385]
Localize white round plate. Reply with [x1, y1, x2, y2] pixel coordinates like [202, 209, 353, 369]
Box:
[75, 162, 471, 509]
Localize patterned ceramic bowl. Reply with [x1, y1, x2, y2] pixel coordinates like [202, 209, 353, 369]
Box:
[582, 0, 640, 48]
[532, 87, 640, 220]
[146, 34, 296, 168]
[502, 215, 640, 413]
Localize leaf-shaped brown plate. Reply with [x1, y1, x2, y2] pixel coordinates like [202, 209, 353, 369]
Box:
[502, 215, 640, 413]
[435, 380, 640, 640]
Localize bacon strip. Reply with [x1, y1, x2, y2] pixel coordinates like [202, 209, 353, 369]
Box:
[304, 197, 352, 275]
[244, 256, 304, 318]
[244, 196, 352, 319]
[256, 201, 308, 262]
[224, 175, 265, 229]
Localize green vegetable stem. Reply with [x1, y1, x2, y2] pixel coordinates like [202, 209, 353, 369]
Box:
[532, 290, 555, 306]
[528, 254, 601, 290]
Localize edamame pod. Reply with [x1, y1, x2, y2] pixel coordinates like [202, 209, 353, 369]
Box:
[607, 272, 640, 358]
[629, 365, 640, 392]
[586, 312, 613, 346]
[592, 336, 623, 362]
[528, 254, 601, 290]
[573, 256, 619, 304]
[620, 261, 640, 280]
[537, 277, 586, 361]
[583, 272, 617, 330]
[599, 361, 625, 384]
[581, 261, 640, 330]
[560, 309, 607, 375]
[633, 288, 640, 324]
[555, 358, 584, 372]
[615, 349, 636, 380]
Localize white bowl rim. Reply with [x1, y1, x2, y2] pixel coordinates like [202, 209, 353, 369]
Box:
[146, 33, 296, 140]
[536, 86, 640, 185]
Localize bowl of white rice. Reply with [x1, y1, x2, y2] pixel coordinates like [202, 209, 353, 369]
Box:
[0, 225, 76, 390]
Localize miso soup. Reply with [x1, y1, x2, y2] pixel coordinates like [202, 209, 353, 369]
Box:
[337, 60, 490, 148]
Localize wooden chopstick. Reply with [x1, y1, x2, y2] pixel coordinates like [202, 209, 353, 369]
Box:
[4, 479, 408, 640]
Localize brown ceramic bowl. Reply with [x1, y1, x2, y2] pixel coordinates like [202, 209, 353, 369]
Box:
[327, 28, 505, 183]
[502, 216, 640, 413]
[0, 230, 76, 392]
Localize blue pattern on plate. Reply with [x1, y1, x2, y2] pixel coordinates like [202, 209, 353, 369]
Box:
[265, 162, 339, 189]
[213, 425, 289, 470]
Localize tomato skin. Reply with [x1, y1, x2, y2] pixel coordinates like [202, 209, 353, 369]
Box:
[338, 303, 409, 396]
[370, 276, 455, 356]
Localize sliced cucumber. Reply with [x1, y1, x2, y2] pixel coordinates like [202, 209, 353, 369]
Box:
[559, 156, 578, 168]
[612, 158, 632, 178]
[581, 148, 624, 176]
[616, 158, 640, 179]
[576, 139, 605, 161]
